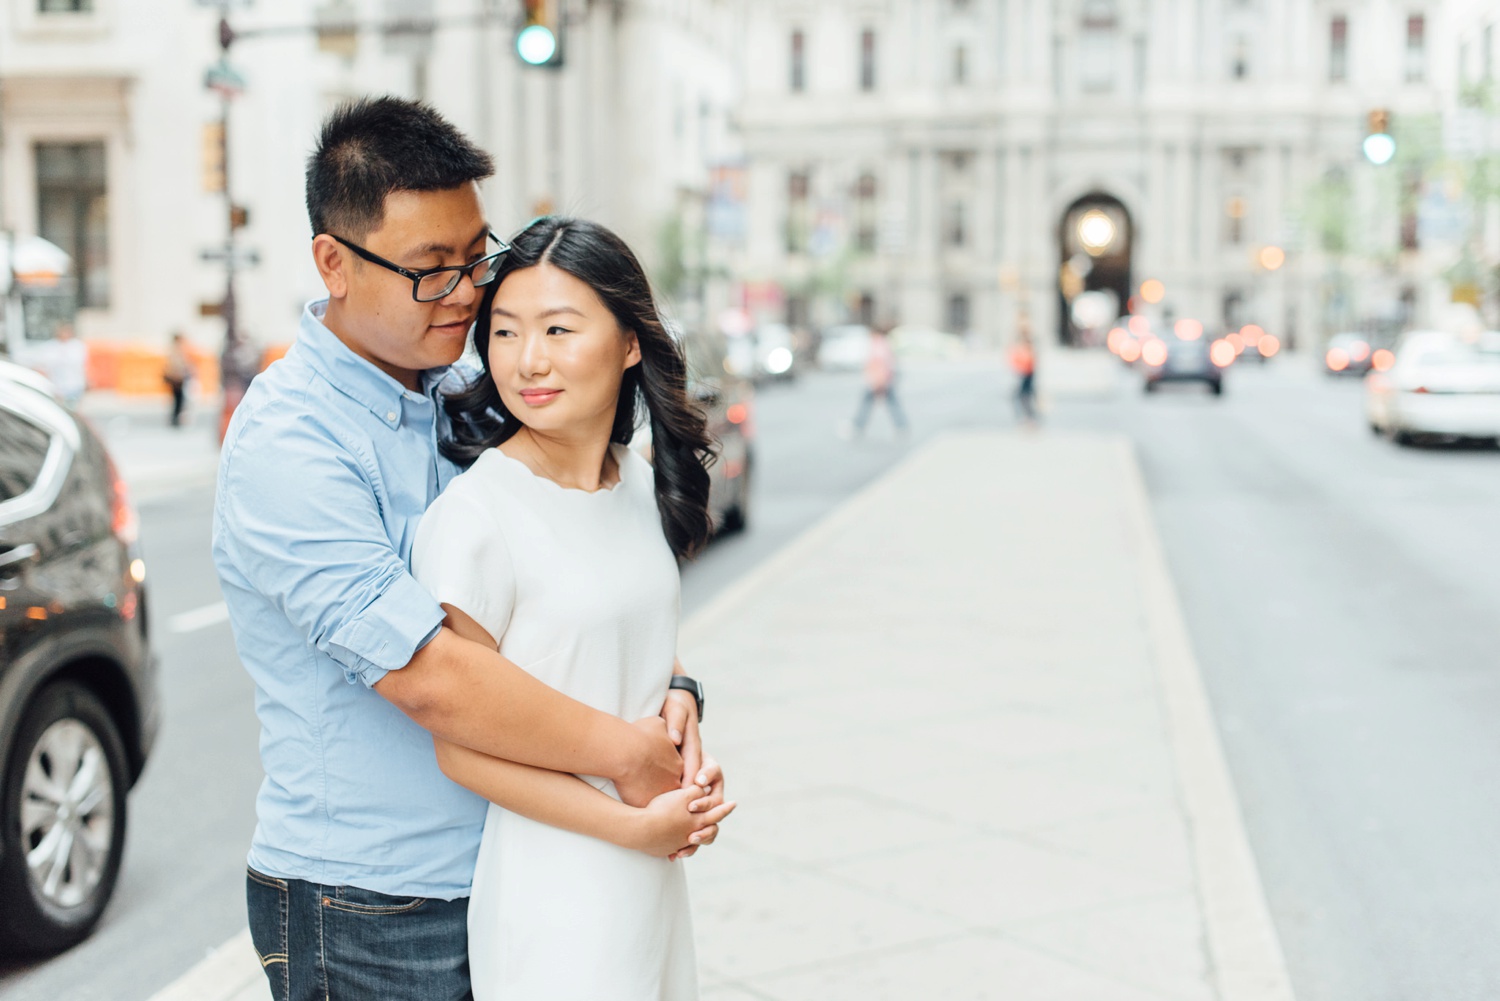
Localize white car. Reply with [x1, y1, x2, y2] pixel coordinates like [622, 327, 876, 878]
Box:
[817, 324, 872, 371]
[1366, 331, 1500, 444]
[752, 323, 797, 380]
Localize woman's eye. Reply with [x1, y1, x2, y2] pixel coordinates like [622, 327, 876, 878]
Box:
[492, 327, 516, 338]
[547, 326, 571, 336]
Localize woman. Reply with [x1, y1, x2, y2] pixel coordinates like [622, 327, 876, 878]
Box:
[411, 217, 734, 1000]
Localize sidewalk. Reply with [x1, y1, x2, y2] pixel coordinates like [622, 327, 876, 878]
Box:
[151, 430, 1294, 1001]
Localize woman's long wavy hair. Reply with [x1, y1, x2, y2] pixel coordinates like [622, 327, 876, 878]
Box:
[441, 216, 716, 559]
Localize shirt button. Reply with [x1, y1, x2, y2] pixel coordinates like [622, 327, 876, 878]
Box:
[386, 411, 398, 422]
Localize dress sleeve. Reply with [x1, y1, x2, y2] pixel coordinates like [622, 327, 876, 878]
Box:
[411, 488, 516, 648]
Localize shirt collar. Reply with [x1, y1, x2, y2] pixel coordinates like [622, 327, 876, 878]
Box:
[297, 299, 450, 424]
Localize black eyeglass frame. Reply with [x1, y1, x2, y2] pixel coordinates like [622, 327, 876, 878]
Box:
[331, 231, 511, 302]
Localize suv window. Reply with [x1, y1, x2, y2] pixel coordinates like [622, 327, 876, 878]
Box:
[0, 409, 52, 503]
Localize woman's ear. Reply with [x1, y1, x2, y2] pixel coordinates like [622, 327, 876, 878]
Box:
[623, 329, 643, 370]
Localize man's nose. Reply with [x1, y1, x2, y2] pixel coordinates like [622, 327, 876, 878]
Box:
[439, 270, 480, 307]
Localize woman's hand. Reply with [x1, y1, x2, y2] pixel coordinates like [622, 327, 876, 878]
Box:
[626, 785, 737, 859]
[671, 755, 725, 860]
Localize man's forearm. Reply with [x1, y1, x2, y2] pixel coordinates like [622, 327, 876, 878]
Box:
[376, 628, 639, 779]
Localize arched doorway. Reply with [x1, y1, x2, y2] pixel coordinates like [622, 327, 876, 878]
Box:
[1056, 194, 1132, 345]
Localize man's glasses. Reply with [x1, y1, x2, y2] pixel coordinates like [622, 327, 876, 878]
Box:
[332, 231, 510, 302]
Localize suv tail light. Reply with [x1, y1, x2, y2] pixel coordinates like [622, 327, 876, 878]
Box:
[105, 454, 138, 545]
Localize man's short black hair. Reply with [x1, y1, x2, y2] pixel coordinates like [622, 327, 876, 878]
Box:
[305, 96, 494, 240]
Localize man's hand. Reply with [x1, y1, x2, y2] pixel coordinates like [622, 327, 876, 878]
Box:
[661, 688, 703, 788]
[614, 716, 686, 808]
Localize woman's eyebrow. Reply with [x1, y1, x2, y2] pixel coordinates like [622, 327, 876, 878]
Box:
[491, 305, 587, 319]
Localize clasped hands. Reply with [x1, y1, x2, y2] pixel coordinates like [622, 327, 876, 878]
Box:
[617, 687, 734, 860]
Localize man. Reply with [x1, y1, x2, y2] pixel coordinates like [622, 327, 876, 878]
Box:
[30, 322, 87, 407]
[213, 97, 717, 1000]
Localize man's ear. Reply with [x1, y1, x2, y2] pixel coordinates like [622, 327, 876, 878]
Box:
[311, 234, 350, 299]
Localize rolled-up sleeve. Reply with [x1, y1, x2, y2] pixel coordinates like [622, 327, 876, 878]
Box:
[218, 407, 444, 688]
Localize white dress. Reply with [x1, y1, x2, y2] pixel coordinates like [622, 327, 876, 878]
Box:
[411, 443, 697, 1001]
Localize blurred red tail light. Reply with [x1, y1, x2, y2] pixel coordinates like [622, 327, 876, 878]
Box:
[105, 454, 138, 545]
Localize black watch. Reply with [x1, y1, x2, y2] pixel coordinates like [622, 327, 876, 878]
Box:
[669, 676, 704, 723]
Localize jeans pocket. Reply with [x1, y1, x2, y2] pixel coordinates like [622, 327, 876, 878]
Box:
[321, 884, 428, 916]
[245, 868, 290, 1001]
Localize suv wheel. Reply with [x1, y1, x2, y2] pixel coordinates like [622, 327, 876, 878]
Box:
[0, 682, 129, 955]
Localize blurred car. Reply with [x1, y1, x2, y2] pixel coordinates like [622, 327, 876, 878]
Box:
[1325, 332, 1375, 375]
[816, 324, 872, 371]
[751, 323, 797, 381]
[721, 331, 757, 381]
[1229, 324, 1282, 363]
[1366, 331, 1500, 444]
[0, 367, 158, 955]
[1142, 333, 1224, 395]
[637, 324, 754, 534]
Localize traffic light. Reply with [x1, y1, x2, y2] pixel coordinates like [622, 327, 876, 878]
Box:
[1363, 109, 1395, 165]
[516, 0, 562, 67]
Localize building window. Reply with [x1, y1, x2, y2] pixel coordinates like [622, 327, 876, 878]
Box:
[946, 292, 970, 334]
[1079, 0, 1118, 93]
[39, 0, 94, 10]
[856, 292, 875, 326]
[854, 173, 878, 253]
[36, 142, 109, 309]
[1329, 16, 1348, 83]
[1230, 35, 1249, 79]
[1405, 14, 1426, 83]
[945, 202, 967, 248]
[952, 45, 968, 85]
[859, 29, 877, 91]
[1224, 195, 1247, 246]
[790, 29, 806, 92]
[786, 170, 810, 254]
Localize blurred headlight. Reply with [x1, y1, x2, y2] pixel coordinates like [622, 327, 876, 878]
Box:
[765, 347, 794, 374]
[1210, 339, 1237, 367]
[130, 558, 146, 583]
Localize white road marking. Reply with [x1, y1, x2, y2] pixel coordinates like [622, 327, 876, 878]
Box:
[168, 601, 229, 634]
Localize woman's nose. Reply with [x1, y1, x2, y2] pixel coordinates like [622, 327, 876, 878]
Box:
[518, 332, 550, 376]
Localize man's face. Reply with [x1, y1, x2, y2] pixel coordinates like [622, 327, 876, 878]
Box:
[323, 184, 490, 385]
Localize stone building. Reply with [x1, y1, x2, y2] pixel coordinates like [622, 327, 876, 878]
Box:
[0, 0, 738, 362]
[731, 0, 1455, 348]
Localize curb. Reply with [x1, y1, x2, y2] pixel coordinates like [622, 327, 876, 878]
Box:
[1116, 437, 1298, 1001]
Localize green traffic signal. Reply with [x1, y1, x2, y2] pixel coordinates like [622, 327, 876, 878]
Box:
[516, 23, 558, 65]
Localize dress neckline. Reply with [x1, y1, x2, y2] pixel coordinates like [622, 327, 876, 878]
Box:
[485, 442, 629, 496]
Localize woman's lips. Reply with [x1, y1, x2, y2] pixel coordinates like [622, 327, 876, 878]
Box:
[518, 388, 562, 405]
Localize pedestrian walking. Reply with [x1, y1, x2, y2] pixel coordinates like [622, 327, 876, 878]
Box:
[847, 322, 908, 437]
[1011, 317, 1038, 425]
[213, 98, 725, 1001]
[163, 332, 192, 427]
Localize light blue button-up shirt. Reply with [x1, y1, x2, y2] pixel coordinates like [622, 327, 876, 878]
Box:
[213, 300, 486, 899]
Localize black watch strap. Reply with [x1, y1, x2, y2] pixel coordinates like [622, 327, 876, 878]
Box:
[669, 676, 704, 723]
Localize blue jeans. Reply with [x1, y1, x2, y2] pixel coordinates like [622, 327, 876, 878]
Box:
[246, 867, 472, 1001]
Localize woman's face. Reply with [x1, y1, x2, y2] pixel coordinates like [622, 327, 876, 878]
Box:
[486, 262, 641, 438]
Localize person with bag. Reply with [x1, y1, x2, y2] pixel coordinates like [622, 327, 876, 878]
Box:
[164, 332, 193, 427]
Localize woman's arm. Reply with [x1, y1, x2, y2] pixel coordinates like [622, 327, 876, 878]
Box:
[432, 605, 734, 856]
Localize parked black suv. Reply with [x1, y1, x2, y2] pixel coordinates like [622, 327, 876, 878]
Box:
[0, 361, 159, 954]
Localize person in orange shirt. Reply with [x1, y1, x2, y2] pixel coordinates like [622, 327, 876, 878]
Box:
[1010, 318, 1038, 425]
[847, 322, 908, 438]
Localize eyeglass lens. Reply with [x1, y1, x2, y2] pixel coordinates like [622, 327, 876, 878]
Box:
[414, 241, 506, 301]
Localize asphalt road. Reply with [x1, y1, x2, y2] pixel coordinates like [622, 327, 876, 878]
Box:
[1055, 365, 1500, 1001]
[3, 356, 1497, 1000]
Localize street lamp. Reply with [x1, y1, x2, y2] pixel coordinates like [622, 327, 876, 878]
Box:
[1363, 109, 1396, 166]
